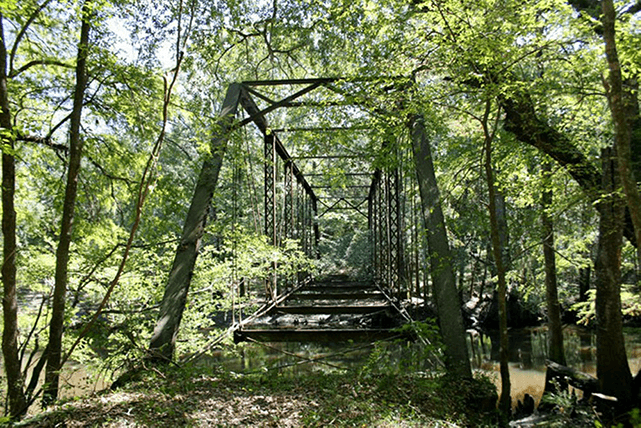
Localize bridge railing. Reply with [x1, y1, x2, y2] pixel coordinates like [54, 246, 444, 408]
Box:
[238, 86, 318, 303]
[369, 165, 407, 300]
[263, 132, 318, 300]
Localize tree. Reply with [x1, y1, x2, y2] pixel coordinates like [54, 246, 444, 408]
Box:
[0, 8, 28, 419]
[407, 0, 639, 404]
[541, 160, 565, 366]
[480, 100, 511, 420]
[42, 0, 92, 404]
[0, 0, 181, 414]
[594, 147, 633, 402]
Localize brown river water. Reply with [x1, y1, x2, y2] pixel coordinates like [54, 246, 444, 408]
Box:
[471, 326, 641, 407]
[211, 325, 641, 408]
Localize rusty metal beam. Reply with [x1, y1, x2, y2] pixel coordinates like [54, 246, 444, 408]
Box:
[234, 329, 406, 343]
[291, 155, 362, 160]
[241, 77, 340, 86]
[237, 82, 325, 129]
[305, 172, 371, 177]
[271, 305, 390, 315]
[239, 88, 317, 202]
[272, 126, 369, 133]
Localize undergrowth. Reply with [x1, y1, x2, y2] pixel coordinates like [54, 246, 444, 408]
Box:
[13, 363, 498, 427]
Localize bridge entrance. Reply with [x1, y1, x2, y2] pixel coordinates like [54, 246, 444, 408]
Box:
[151, 78, 437, 353]
[222, 78, 426, 342]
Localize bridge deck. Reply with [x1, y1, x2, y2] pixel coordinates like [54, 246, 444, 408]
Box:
[234, 276, 408, 343]
[271, 304, 389, 315]
[234, 328, 404, 343]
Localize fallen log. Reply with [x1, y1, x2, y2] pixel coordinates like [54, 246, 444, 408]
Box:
[544, 359, 598, 397]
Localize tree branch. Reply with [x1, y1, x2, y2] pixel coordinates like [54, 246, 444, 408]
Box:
[9, 59, 73, 78]
[9, 0, 54, 76]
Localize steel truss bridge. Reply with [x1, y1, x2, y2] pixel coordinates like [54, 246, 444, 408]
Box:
[208, 78, 427, 343]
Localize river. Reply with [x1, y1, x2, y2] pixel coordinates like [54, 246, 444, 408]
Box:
[470, 326, 641, 407]
[202, 325, 641, 408]
[4, 326, 639, 412]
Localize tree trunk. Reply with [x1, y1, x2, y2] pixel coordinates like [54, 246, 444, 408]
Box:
[43, 1, 92, 404]
[410, 114, 472, 379]
[495, 188, 510, 269]
[483, 113, 511, 421]
[578, 265, 591, 303]
[0, 13, 28, 420]
[541, 161, 565, 366]
[602, 0, 641, 269]
[148, 83, 241, 362]
[594, 147, 633, 404]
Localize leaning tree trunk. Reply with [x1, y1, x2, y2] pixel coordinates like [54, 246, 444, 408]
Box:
[43, 0, 92, 405]
[0, 13, 28, 420]
[410, 114, 472, 379]
[594, 147, 633, 404]
[148, 83, 241, 362]
[541, 161, 565, 366]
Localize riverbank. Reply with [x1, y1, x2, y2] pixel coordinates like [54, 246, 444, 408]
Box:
[12, 365, 498, 427]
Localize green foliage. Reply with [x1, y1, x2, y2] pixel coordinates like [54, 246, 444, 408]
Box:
[359, 320, 444, 378]
[572, 290, 596, 326]
[19, 363, 496, 427]
[539, 382, 602, 427]
[4, 0, 641, 421]
[175, 225, 316, 357]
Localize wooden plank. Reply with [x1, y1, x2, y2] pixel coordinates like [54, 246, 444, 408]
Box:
[293, 292, 384, 300]
[312, 281, 376, 287]
[271, 305, 390, 315]
[234, 328, 405, 343]
[302, 285, 379, 293]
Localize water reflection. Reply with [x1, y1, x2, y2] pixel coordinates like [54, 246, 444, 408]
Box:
[467, 326, 641, 372]
[200, 340, 441, 376]
[198, 326, 641, 409]
[469, 326, 641, 407]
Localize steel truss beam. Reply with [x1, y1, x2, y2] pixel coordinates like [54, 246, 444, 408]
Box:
[236, 78, 410, 301]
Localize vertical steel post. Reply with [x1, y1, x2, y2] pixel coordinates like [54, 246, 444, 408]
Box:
[388, 168, 400, 297]
[264, 133, 276, 300]
[368, 182, 375, 280]
[372, 181, 378, 281]
[380, 173, 389, 290]
[306, 196, 312, 258]
[312, 197, 320, 259]
[284, 161, 293, 239]
[296, 180, 304, 285]
[283, 161, 293, 292]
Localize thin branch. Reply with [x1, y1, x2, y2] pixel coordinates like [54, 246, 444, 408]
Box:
[10, 59, 73, 78]
[18, 293, 48, 365]
[9, 0, 54, 76]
